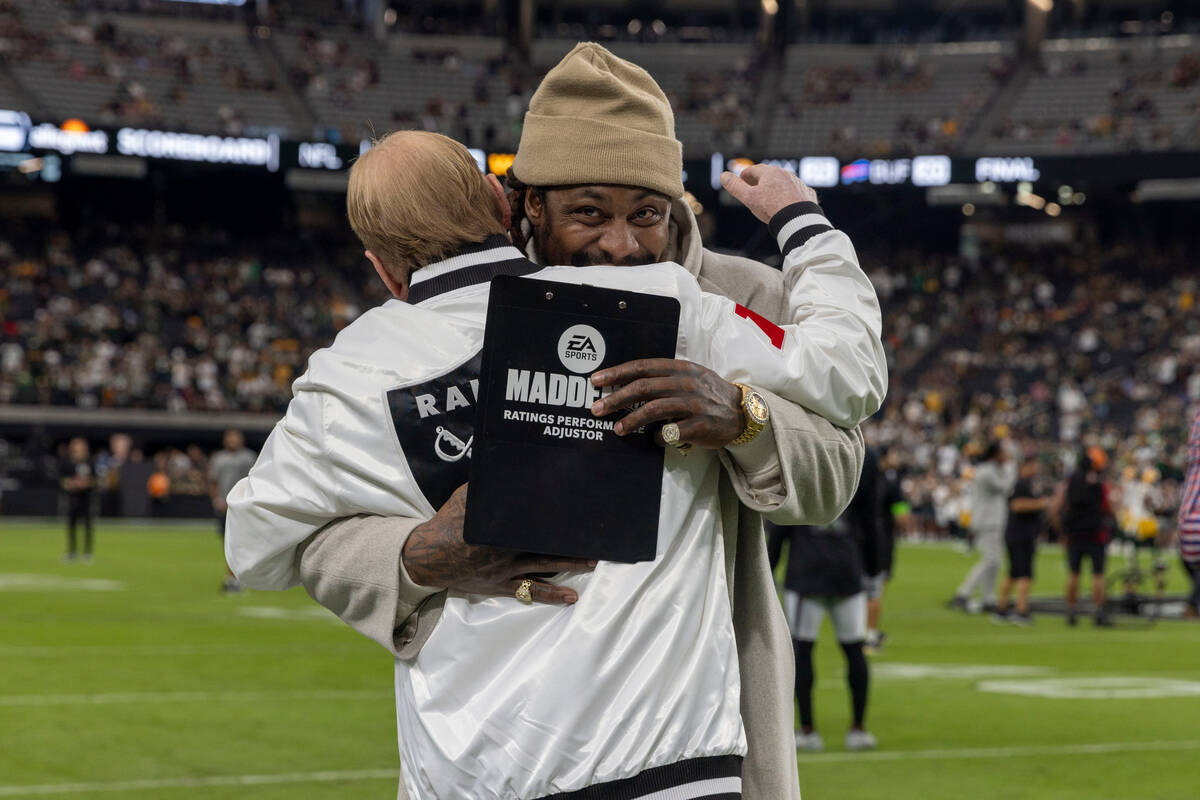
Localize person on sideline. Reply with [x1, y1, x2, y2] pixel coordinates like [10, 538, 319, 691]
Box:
[1050, 447, 1114, 627]
[772, 520, 876, 753]
[951, 441, 1017, 613]
[208, 429, 256, 593]
[865, 446, 906, 651]
[60, 437, 96, 562]
[993, 457, 1051, 625]
[1177, 409, 1200, 616]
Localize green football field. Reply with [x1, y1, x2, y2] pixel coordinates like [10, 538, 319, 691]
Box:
[2, 521, 1199, 800]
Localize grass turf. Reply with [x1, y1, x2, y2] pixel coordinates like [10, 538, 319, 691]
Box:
[1, 521, 1198, 799]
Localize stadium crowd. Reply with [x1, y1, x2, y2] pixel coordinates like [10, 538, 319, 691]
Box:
[780, 48, 1000, 158]
[1, 0, 281, 134]
[992, 47, 1200, 151]
[0, 226, 372, 414]
[3, 222, 1195, 501]
[865, 237, 1197, 538]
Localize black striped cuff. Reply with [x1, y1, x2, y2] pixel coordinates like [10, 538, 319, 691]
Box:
[768, 201, 834, 257]
[540, 755, 742, 800]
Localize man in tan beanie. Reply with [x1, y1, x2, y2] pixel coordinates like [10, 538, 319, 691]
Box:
[498, 43, 884, 800]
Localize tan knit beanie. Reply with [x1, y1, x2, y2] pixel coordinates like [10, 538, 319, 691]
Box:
[511, 42, 685, 199]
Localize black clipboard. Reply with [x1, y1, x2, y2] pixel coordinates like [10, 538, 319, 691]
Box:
[463, 275, 681, 563]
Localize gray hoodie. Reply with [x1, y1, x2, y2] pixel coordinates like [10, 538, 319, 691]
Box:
[971, 460, 1019, 531]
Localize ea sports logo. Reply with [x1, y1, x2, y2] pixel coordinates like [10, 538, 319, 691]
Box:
[557, 324, 606, 374]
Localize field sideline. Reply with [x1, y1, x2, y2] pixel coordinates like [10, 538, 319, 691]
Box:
[2, 522, 1199, 799]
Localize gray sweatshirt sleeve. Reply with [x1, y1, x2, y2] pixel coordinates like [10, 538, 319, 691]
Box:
[719, 385, 866, 525]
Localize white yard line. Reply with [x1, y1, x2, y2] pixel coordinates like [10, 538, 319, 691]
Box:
[0, 643, 363, 657]
[0, 768, 398, 797]
[0, 689, 390, 706]
[892, 631, 1200, 646]
[801, 739, 1200, 763]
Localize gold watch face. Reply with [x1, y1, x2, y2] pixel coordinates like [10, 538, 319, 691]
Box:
[745, 391, 769, 424]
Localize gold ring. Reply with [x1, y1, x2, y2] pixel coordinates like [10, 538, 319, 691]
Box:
[662, 423, 681, 446]
[515, 578, 533, 605]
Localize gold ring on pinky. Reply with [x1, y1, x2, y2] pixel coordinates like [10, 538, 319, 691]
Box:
[515, 578, 534, 605]
[661, 422, 682, 446]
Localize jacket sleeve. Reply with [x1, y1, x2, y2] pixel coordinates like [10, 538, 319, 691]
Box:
[767, 201, 886, 428]
[224, 385, 343, 590]
[224, 377, 431, 591]
[689, 203, 885, 429]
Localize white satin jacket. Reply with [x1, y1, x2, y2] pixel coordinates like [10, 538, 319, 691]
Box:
[225, 203, 883, 799]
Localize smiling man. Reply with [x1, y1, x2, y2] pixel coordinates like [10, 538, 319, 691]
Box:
[524, 184, 668, 267]
[490, 48, 887, 798]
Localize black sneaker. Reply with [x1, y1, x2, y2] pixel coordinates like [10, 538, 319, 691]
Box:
[1067, 611, 1078, 627]
[947, 596, 968, 612]
[1012, 612, 1034, 627]
[990, 610, 1010, 625]
[1094, 612, 1115, 628]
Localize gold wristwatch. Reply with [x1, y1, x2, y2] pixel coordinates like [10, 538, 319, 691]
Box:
[730, 383, 769, 446]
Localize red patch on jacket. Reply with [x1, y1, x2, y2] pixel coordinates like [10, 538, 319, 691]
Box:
[733, 304, 785, 349]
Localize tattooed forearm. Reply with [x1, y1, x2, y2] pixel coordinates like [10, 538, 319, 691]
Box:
[402, 484, 472, 588]
[400, 483, 595, 604]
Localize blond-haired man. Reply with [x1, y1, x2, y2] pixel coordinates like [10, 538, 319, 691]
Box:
[226, 128, 882, 799]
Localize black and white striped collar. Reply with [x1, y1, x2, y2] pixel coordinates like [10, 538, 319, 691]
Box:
[408, 235, 539, 304]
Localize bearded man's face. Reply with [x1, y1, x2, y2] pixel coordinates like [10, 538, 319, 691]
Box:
[526, 185, 672, 267]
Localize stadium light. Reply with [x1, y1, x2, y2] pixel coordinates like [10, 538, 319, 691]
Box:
[1045, 202, 1062, 217]
[0, 109, 31, 152]
[1015, 191, 1046, 210]
[761, 0, 779, 16]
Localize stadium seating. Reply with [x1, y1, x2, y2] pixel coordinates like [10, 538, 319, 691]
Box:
[5, 0, 295, 135]
[768, 41, 1014, 157]
[273, 30, 506, 145]
[3, 3, 1195, 157]
[987, 36, 1200, 154]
